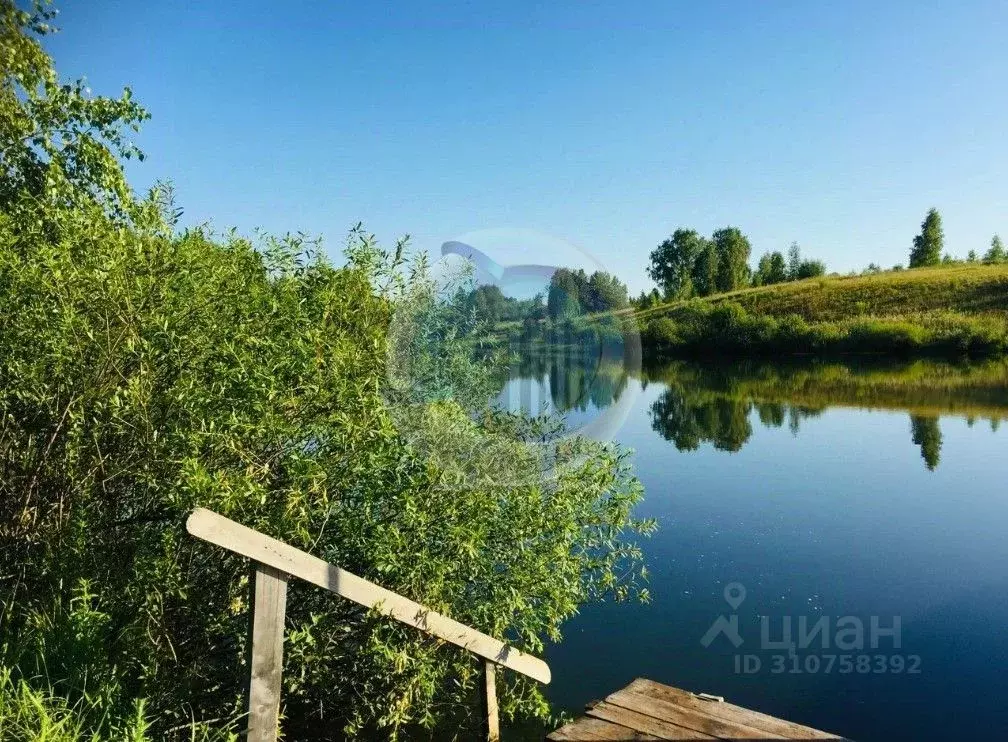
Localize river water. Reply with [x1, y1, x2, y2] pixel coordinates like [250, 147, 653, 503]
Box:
[498, 356, 1008, 740]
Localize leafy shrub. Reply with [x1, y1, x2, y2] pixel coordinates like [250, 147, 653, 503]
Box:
[1, 6, 652, 740]
[639, 300, 1008, 359]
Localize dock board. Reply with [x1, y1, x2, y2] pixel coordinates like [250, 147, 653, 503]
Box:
[547, 679, 848, 741]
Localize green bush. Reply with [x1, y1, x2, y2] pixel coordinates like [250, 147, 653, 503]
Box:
[639, 300, 1008, 359]
[0, 197, 651, 742]
[1, 6, 652, 740]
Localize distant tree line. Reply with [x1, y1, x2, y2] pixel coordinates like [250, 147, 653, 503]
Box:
[645, 227, 752, 301]
[476, 208, 1005, 327]
[461, 268, 630, 327]
[754, 242, 826, 286]
[908, 208, 1005, 268]
[463, 284, 547, 326]
[642, 227, 825, 305]
[642, 210, 1006, 309]
[458, 268, 633, 359]
[546, 268, 630, 318]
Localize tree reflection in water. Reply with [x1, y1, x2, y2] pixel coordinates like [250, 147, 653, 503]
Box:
[642, 359, 1008, 471]
[499, 356, 1008, 471]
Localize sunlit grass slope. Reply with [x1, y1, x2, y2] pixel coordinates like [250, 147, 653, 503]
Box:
[635, 264, 1008, 358]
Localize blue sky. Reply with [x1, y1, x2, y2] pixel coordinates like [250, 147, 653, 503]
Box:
[45, 1, 1008, 293]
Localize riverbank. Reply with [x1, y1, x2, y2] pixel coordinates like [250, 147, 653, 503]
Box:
[635, 264, 1008, 359]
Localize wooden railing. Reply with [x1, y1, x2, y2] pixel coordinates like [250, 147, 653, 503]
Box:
[186, 508, 551, 742]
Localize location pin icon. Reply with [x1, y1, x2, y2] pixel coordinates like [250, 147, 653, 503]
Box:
[724, 582, 746, 610]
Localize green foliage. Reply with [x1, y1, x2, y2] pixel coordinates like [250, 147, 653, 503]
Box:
[586, 270, 629, 312]
[787, 242, 802, 279]
[638, 294, 1008, 359]
[692, 237, 719, 297]
[793, 258, 826, 279]
[0, 6, 652, 741]
[753, 251, 787, 286]
[633, 288, 662, 310]
[651, 232, 824, 299]
[546, 268, 628, 318]
[0, 665, 235, 742]
[909, 208, 944, 268]
[0, 0, 149, 223]
[547, 268, 585, 319]
[648, 227, 755, 299]
[782, 242, 826, 280]
[639, 262, 1008, 324]
[641, 358, 1008, 469]
[648, 228, 708, 299]
[1, 205, 651, 741]
[985, 234, 1006, 264]
[910, 415, 942, 470]
[711, 227, 751, 293]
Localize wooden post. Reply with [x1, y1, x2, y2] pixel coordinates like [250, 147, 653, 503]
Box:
[187, 508, 551, 685]
[246, 563, 288, 742]
[479, 659, 500, 742]
[185, 509, 552, 741]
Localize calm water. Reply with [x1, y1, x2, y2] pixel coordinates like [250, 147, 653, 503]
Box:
[500, 357, 1008, 741]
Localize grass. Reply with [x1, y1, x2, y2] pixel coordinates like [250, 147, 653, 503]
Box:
[0, 667, 145, 742]
[635, 264, 1008, 359]
[637, 263, 1008, 322]
[0, 666, 237, 742]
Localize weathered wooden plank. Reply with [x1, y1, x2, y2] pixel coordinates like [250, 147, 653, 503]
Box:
[549, 717, 662, 740]
[600, 689, 782, 741]
[246, 563, 288, 742]
[626, 679, 845, 739]
[479, 660, 500, 742]
[186, 508, 550, 684]
[587, 701, 719, 740]
[604, 689, 776, 739]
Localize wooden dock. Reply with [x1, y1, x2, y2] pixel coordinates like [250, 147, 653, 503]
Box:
[548, 678, 847, 741]
[186, 511, 847, 742]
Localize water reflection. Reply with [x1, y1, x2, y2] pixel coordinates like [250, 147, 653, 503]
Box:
[909, 415, 942, 470]
[528, 356, 1008, 741]
[501, 350, 630, 414]
[642, 359, 1008, 470]
[499, 356, 1008, 471]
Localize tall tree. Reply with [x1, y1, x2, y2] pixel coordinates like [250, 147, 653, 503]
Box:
[585, 271, 629, 312]
[909, 208, 944, 268]
[691, 237, 720, 297]
[753, 251, 787, 286]
[787, 242, 802, 280]
[985, 234, 1005, 264]
[711, 227, 751, 293]
[547, 267, 589, 319]
[648, 229, 706, 299]
[469, 284, 508, 324]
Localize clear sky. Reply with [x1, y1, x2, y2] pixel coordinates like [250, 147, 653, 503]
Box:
[44, 1, 1008, 294]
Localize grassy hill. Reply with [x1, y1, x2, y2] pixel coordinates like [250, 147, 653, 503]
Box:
[635, 264, 1008, 359]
